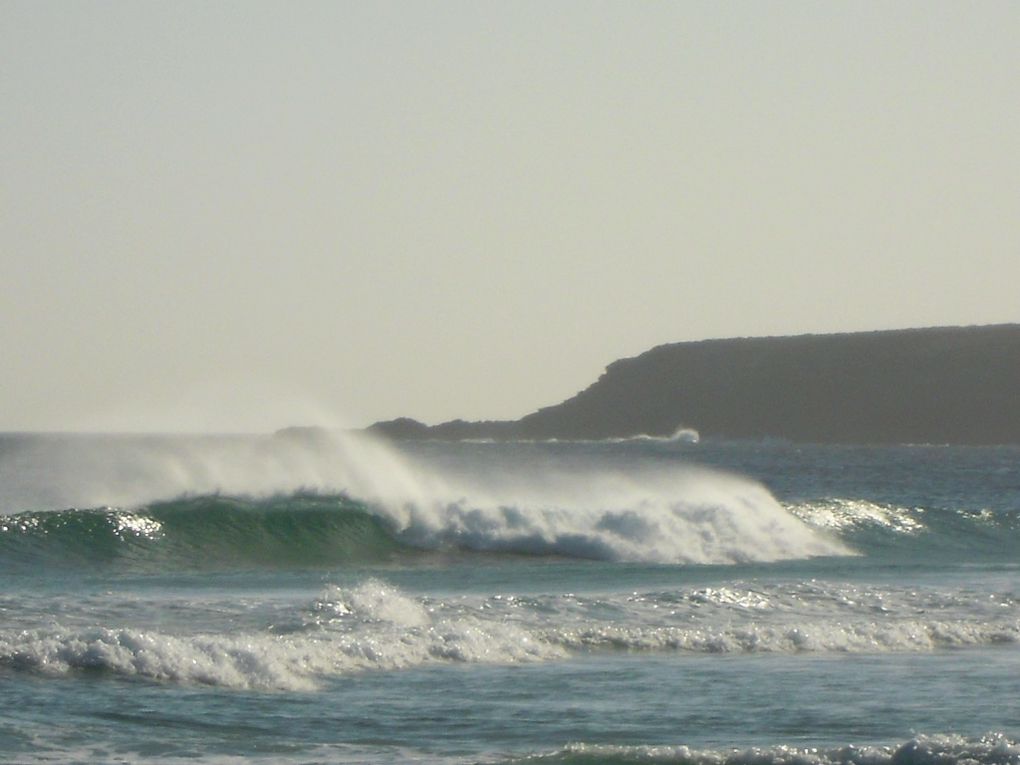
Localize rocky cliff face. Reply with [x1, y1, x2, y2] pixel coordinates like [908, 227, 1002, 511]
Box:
[369, 324, 1020, 445]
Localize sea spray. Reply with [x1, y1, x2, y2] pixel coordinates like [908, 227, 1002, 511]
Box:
[1, 430, 850, 564]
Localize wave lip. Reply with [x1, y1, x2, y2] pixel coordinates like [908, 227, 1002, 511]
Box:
[1, 477, 852, 571]
[375, 463, 852, 564]
[0, 431, 852, 567]
[0, 494, 403, 571]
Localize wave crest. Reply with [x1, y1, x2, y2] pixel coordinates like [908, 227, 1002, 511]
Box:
[3, 578, 1016, 690]
[1, 432, 851, 568]
[0, 580, 565, 690]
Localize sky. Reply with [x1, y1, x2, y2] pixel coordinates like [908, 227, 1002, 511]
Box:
[3, 1, 1019, 433]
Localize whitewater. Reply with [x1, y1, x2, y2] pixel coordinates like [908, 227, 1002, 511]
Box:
[0, 432, 1017, 764]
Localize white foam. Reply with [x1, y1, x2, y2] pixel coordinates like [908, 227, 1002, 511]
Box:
[0, 622, 561, 691]
[434, 580, 1020, 656]
[0, 580, 565, 691]
[0, 431, 852, 564]
[0, 627, 321, 690]
[543, 617, 1020, 654]
[4, 576, 1016, 691]
[314, 580, 430, 628]
[388, 465, 852, 563]
[535, 735, 1020, 765]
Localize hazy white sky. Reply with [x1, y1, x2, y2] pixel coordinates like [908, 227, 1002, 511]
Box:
[3, 1, 1019, 432]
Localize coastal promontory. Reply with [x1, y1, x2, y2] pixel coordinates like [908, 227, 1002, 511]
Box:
[369, 324, 1020, 445]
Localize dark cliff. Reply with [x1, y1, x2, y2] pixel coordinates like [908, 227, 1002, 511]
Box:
[369, 324, 1020, 445]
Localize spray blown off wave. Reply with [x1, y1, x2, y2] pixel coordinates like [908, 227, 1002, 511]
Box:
[0, 431, 850, 567]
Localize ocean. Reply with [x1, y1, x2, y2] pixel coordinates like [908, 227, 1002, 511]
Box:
[0, 431, 1017, 765]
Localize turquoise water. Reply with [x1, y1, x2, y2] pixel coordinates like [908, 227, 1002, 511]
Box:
[1, 434, 1018, 764]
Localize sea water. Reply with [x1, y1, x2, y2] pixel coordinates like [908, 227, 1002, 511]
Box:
[0, 432, 1017, 764]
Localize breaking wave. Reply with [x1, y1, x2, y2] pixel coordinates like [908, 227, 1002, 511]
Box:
[0, 485, 848, 570]
[0, 431, 851, 569]
[2, 578, 1016, 690]
[0, 580, 563, 691]
[6, 432, 1016, 571]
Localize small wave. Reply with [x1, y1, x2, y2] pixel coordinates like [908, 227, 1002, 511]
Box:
[0, 580, 564, 690]
[614, 427, 701, 444]
[0, 621, 559, 691]
[523, 578, 1020, 655]
[3, 578, 1016, 690]
[471, 580, 1020, 656]
[485, 427, 700, 445]
[509, 734, 1020, 765]
[544, 617, 1020, 654]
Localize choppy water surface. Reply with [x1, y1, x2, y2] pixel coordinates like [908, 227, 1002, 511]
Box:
[1, 433, 1017, 764]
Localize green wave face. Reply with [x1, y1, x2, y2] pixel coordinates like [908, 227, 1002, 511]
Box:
[0, 494, 404, 573]
[3, 489, 1017, 574]
[789, 497, 1020, 563]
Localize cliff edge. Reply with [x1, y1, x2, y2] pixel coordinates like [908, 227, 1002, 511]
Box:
[369, 324, 1020, 445]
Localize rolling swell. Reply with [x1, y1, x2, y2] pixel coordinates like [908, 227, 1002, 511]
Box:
[790, 498, 1020, 561]
[0, 494, 403, 571]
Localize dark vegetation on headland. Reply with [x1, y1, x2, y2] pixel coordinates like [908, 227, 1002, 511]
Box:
[367, 324, 1020, 445]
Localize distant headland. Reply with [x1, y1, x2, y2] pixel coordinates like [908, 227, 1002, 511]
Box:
[367, 324, 1020, 445]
